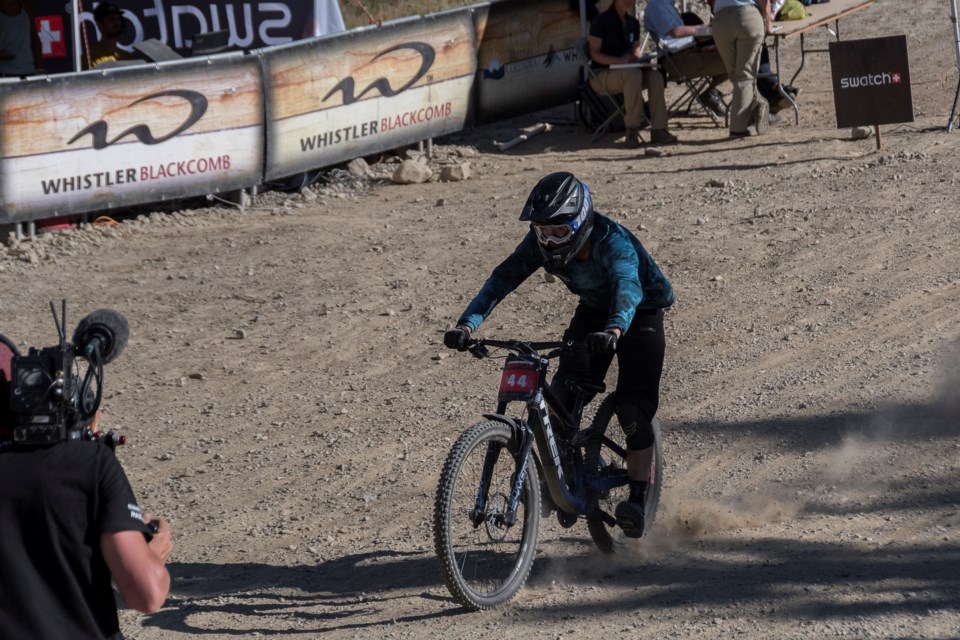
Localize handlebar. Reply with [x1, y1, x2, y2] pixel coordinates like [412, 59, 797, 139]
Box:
[464, 338, 575, 360]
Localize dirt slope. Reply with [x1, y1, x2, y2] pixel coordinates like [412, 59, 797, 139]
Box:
[1, 1, 958, 637]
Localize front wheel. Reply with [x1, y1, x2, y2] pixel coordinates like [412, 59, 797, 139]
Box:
[583, 395, 664, 554]
[433, 420, 541, 610]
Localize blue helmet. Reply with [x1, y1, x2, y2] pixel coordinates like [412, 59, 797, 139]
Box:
[519, 172, 594, 269]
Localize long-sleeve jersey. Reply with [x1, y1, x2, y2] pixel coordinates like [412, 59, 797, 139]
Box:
[457, 213, 674, 335]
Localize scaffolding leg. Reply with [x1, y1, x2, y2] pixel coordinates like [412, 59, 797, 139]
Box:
[948, 74, 960, 132]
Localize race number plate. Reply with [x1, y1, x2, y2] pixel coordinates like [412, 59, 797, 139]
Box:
[498, 357, 540, 402]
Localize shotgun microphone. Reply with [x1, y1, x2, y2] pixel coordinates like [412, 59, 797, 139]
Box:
[72, 309, 129, 364]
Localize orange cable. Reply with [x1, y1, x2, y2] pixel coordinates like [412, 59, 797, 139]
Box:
[352, 0, 382, 26]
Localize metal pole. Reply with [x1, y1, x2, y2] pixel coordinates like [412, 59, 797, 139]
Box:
[579, 0, 587, 41]
[952, 0, 960, 69]
[71, 0, 82, 72]
[948, 0, 960, 130]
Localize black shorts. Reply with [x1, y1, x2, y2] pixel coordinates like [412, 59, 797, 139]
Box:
[551, 303, 666, 422]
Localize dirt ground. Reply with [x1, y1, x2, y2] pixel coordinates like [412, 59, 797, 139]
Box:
[2, 1, 959, 637]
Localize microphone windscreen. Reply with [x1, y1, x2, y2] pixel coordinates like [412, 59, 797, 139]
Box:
[72, 309, 129, 364]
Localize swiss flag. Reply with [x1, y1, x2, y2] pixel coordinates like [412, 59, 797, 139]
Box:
[37, 15, 66, 59]
[892, 72, 902, 84]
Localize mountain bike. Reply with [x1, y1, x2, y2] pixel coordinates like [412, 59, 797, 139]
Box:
[432, 337, 663, 610]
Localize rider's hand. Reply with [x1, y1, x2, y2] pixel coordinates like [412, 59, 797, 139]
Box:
[444, 326, 471, 351]
[586, 331, 618, 354]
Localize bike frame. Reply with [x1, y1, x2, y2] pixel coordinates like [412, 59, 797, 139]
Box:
[470, 342, 629, 528]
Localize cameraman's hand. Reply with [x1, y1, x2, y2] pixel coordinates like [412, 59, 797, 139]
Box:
[101, 513, 172, 613]
[89, 410, 102, 434]
[143, 513, 173, 564]
[586, 330, 618, 354]
[444, 326, 471, 351]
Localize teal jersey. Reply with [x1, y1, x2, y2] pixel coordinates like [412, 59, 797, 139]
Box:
[457, 214, 674, 334]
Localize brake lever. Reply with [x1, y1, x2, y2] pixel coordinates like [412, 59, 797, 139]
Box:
[469, 343, 490, 359]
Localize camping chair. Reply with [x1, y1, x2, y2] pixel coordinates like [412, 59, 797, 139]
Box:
[649, 32, 726, 127]
[575, 38, 630, 143]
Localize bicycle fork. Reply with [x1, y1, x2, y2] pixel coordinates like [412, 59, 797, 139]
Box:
[470, 421, 536, 529]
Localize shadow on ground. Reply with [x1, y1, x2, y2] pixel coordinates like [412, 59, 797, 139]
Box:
[142, 398, 958, 634]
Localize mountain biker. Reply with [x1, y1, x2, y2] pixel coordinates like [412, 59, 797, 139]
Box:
[443, 171, 674, 537]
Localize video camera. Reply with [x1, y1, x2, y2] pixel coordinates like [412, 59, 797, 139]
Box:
[1, 301, 129, 449]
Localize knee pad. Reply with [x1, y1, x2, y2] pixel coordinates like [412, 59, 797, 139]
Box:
[615, 402, 655, 450]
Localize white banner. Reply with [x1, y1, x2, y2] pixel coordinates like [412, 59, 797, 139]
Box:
[0, 57, 263, 221]
[263, 11, 476, 179]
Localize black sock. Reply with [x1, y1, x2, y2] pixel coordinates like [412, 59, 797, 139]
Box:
[629, 480, 648, 502]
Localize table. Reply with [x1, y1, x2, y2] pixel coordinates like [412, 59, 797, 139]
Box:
[767, 0, 876, 124]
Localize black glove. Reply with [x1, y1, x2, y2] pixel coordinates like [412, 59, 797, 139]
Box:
[586, 331, 618, 354]
[444, 327, 471, 351]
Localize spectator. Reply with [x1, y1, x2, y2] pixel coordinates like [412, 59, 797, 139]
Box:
[711, 0, 773, 137]
[85, 2, 136, 69]
[756, 49, 799, 115]
[0, 338, 172, 639]
[643, 0, 729, 118]
[0, 0, 42, 77]
[705, 0, 800, 115]
[588, 0, 678, 146]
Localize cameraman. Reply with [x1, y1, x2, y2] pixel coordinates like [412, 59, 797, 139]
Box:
[0, 341, 172, 639]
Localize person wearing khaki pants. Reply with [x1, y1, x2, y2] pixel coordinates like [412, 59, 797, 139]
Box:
[588, 0, 677, 146]
[711, 0, 772, 137]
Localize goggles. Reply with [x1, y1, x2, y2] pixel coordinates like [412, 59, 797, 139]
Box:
[533, 223, 575, 247]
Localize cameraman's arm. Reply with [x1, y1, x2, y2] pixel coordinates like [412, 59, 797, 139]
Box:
[101, 518, 171, 613]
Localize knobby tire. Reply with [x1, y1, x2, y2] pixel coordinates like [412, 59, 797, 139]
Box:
[583, 395, 664, 554]
[433, 420, 541, 610]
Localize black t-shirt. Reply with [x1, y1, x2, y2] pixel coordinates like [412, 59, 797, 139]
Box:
[589, 5, 641, 66]
[0, 440, 150, 640]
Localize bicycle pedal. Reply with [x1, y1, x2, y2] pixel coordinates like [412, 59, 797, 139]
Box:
[556, 510, 578, 528]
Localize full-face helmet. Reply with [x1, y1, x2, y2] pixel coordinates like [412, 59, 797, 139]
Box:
[519, 172, 594, 269]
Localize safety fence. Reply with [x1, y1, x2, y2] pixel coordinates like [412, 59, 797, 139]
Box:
[0, 0, 581, 225]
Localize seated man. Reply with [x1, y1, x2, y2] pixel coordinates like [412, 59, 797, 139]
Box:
[643, 0, 730, 118]
[588, 0, 678, 146]
[84, 2, 137, 69]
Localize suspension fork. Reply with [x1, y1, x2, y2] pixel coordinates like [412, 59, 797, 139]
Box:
[470, 439, 504, 526]
[504, 420, 536, 527]
[471, 408, 536, 528]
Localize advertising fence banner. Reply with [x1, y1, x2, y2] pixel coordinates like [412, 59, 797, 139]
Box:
[472, 0, 581, 124]
[0, 56, 263, 223]
[4, 0, 588, 226]
[33, 0, 340, 75]
[262, 11, 476, 180]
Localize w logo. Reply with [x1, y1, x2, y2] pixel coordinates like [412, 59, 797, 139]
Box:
[322, 42, 435, 104]
[68, 90, 208, 149]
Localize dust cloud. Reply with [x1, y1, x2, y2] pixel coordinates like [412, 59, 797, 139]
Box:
[655, 493, 799, 541]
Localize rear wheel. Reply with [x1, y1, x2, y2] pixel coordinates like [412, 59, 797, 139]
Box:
[433, 420, 541, 610]
[583, 395, 663, 554]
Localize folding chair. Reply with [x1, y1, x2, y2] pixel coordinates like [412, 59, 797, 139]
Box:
[649, 33, 726, 127]
[575, 38, 630, 143]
